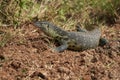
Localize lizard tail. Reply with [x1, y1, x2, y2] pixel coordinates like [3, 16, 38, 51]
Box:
[33, 21, 68, 37]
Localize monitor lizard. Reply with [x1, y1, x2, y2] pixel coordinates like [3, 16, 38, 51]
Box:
[33, 21, 108, 52]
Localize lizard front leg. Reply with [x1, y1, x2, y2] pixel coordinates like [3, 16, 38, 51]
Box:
[51, 39, 69, 53]
[51, 44, 68, 52]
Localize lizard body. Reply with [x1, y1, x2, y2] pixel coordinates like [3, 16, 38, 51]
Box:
[33, 21, 107, 52]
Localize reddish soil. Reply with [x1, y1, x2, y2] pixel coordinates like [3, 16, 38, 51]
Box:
[0, 23, 119, 80]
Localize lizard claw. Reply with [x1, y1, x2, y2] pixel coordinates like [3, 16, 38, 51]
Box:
[50, 48, 60, 53]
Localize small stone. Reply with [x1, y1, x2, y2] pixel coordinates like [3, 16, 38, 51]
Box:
[57, 67, 70, 74]
[91, 56, 97, 63]
[0, 55, 5, 61]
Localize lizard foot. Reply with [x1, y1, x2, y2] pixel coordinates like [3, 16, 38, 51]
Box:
[50, 44, 68, 53]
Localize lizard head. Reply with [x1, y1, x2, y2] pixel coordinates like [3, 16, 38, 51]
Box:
[33, 21, 49, 28]
[33, 21, 51, 32]
[33, 21, 60, 37]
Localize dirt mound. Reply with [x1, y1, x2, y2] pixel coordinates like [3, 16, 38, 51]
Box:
[0, 23, 119, 80]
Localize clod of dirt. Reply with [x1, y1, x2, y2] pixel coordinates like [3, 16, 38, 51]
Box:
[90, 67, 96, 74]
[108, 72, 113, 79]
[30, 71, 48, 79]
[91, 56, 98, 63]
[10, 61, 21, 70]
[0, 55, 5, 61]
[79, 59, 85, 66]
[82, 75, 91, 80]
[91, 75, 97, 80]
[80, 53, 86, 57]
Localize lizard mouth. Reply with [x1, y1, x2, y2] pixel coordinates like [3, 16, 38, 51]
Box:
[33, 21, 50, 27]
[33, 21, 42, 27]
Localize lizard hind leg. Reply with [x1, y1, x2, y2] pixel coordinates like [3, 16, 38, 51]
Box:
[99, 38, 109, 47]
[76, 24, 87, 32]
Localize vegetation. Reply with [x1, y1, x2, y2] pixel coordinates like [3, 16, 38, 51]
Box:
[0, 0, 120, 27]
[0, 0, 120, 47]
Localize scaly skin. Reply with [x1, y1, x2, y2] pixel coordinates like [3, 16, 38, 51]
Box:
[33, 21, 107, 52]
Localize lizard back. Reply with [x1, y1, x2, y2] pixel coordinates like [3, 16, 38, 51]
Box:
[66, 28, 101, 50]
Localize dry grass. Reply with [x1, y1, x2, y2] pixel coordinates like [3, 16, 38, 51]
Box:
[0, 0, 120, 27]
[0, 0, 120, 47]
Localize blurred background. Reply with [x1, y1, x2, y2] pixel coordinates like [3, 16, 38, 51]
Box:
[0, 0, 120, 28]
